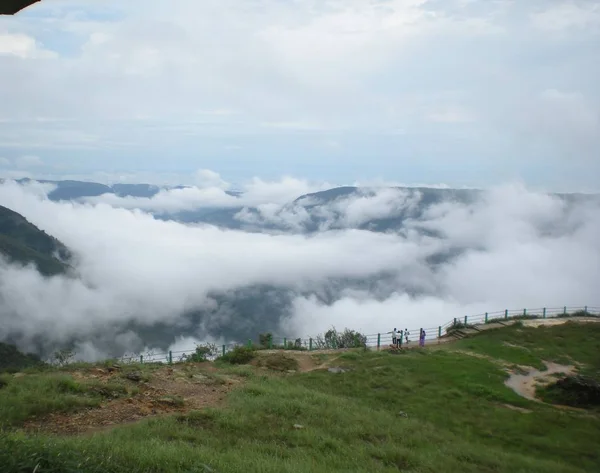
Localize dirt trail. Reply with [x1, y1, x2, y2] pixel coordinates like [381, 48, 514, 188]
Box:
[504, 361, 575, 401]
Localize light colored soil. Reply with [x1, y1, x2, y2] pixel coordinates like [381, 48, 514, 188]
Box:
[504, 361, 576, 402]
[522, 318, 600, 328]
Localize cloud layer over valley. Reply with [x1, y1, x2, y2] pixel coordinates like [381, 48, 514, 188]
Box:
[1, 176, 599, 360]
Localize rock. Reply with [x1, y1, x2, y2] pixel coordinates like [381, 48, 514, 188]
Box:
[287, 370, 297, 374]
[157, 397, 178, 406]
[126, 371, 142, 382]
[13, 373, 25, 378]
[327, 367, 348, 374]
[398, 411, 409, 418]
[293, 424, 304, 429]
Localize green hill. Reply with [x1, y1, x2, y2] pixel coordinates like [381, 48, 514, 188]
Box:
[0, 342, 45, 374]
[0, 321, 599, 472]
[0, 205, 70, 276]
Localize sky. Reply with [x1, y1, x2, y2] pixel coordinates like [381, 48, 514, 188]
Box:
[0, 0, 599, 191]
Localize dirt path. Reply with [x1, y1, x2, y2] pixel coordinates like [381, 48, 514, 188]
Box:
[504, 361, 575, 401]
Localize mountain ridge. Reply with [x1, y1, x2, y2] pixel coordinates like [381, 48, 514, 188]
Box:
[0, 204, 71, 276]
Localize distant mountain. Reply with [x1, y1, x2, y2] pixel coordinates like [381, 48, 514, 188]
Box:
[0, 205, 71, 276]
[15, 178, 163, 201]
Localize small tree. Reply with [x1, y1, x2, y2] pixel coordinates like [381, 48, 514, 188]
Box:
[52, 348, 75, 367]
[259, 332, 273, 349]
[314, 327, 367, 349]
[189, 343, 218, 362]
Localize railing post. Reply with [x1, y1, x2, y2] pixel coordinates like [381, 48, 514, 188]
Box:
[543, 308, 546, 318]
[283, 337, 287, 350]
[563, 306, 567, 316]
[523, 308, 527, 316]
[438, 326, 441, 338]
[140, 355, 143, 364]
[247, 339, 252, 349]
[485, 312, 488, 323]
[584, 306, 588, 314]
[268, 336, 273, 349]
[504, 309, 508, 320]
[168, 351, 172, 365]
[377, 333, 381, 350]
[222, 345, 225, 356]
[309, 338, 313, 351]
[464, 315, 468, 325]
[453, 318, 457, 326]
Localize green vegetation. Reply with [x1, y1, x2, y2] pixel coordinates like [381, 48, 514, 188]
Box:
[0, 373, 129, 427]
[538, 376, 600, 410]
[218, 346, 256, 365]
[0, 342, 46, 373]
[453, 321, 600, 373]
[0, 205, 70, 276]
[1, 323, 599, 472]
[255, 353, 299, 372]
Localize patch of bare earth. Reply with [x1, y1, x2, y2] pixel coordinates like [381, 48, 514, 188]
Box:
[254, 350, 342, 372]
[504, 361, 576, 402]
[23, 365, 241, 435]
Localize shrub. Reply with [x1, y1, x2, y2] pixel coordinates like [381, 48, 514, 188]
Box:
[313, 327, 367, 349]
[189, 343, 218, 362]
[51, 348, 75, 367]
[219, 346, 256, 365]
[259, 332, 273, 349]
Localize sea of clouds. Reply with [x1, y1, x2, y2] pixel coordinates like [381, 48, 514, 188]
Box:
[1, 174, 599, 360]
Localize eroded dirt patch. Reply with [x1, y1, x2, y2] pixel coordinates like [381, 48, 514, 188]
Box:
[255, 350, 342, 373]
[504, 361, 576, 402]
[23, 365, 240, 435]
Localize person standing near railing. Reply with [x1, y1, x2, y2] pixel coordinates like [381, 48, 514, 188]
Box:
[389, 328, 401, 348]
[419, 329, 426, 347]
[404, 328, 410, 345]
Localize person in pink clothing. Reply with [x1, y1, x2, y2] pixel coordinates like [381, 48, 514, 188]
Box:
[419, 328, 426, 347]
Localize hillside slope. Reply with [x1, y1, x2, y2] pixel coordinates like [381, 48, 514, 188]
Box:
[0, 322, 598, 472]
[0, 205, 70, 275]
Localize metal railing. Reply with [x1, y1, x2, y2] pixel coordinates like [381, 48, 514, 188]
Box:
[115, 306, 599, 365]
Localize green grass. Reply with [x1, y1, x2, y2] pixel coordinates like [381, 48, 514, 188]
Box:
[452, 321, 600, 372]
[1, 324, 599, 472]
[0, 373, 129, 427]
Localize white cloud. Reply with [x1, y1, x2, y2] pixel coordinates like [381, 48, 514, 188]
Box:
[530, 2, 600, 32]
[83, 173, 331, 212]
[15, 155, 44, 168]
[0, 178, 599, 357]
[0, 33, 57, 59]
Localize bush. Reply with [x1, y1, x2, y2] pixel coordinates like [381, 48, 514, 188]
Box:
[219, 346, 256, 365]
[313, 327, 367, 349]
[446, 322, 475, 334]
[259, 332, 273, 349]
[188, 343, 218, 362]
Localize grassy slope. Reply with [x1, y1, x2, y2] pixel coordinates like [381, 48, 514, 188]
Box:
[1, 324, 599, 473]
